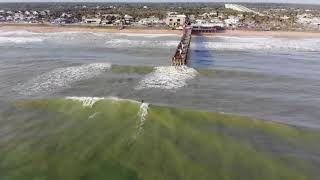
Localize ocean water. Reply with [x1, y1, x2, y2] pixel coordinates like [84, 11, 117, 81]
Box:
[1, 30, 320, 128]
[1, 30, 320, 179]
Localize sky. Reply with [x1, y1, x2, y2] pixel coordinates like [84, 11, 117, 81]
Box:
[0, 0, 319, 4]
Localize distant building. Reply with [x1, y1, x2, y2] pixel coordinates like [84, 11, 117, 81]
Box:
[225, 4, 255, 13]
[224, 16, 240, 27]
[6, 16, 13, 21]
[139, 16, 160, 25]
[0, 15, 5, 22]
[165, 14, 186, 27]
[225, 4, 262, 15]
[102, 14, 120, 21]
[192, 23, 225, 33]
[124, 14, 134, 24]
[32, 11, 38, 16]
[297, 14, 320, 27]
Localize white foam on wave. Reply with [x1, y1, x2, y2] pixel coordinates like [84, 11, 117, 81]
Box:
[195, 36, 320, 52]
[105, 39, 178, 48]
[136, 66, 198, 90]
[16, 63, 111, 95]
[0, 30, 39, 36]
[66, 97, 105, 107]
[117, 33, 179, 38]
[65, 96, 150, 139]
[65, 96, 139, 108]
[0, 37, 44, 44]
[134, 102, 149, 138]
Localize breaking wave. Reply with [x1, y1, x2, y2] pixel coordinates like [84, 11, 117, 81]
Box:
[0, 98, 317, 179]
[105, 39, 178, 48]
[136, 66, 198, 90]
[193, 36, 320, 52]
[65, 96, 139, 107]
[0, 37, 44, 44]
[65, 96, 150, 138]
[0, 30, 39, 36]
[117, 33, 179, 38]
[15, 63, 111, 95]
[134, 102, 149, 138]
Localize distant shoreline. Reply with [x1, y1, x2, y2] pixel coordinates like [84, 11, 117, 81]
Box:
[1, 24, 320, 38]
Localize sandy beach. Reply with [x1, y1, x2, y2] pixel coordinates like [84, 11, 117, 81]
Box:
[0, 24, 182, 35]
[1, 24, 320, 38]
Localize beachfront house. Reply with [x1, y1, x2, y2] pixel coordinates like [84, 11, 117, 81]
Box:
[0, 15, 5, 22]
[32, 11, 39, 16]
[25, 11, 30, 16]
[165, 13, 186, 28]
[224, 16, 240, 28]
[6, 16, 13, 22]
[14, 12, 24, 21]
[124, 14, 134, 24]
[101, 14, 121, 25]
[6, 11, 13, 15]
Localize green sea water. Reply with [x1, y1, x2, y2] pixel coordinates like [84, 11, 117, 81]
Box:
[0, 98, 319, 180]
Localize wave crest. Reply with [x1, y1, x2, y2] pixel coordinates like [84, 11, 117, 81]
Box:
[15, 63, 111, 95]
[136, 66, 198, 90]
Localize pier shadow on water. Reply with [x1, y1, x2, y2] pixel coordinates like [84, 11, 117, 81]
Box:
[189, 35, 214, 69]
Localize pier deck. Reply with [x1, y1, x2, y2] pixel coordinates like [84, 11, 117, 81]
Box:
[172, 26, 192, 66]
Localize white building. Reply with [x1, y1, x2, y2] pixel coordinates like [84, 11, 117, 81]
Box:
[165, 14, 186, 27]
[224, 16, 240, 26]
[297, 14, 320, 27]
[32, 11, 38, 16]
[14, 12, 24, 21]
[139, 16, 160, 25]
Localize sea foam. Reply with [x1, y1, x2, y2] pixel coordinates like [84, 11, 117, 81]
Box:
[136, 66, 198, 90]
[15, 63, 111, 95]
[0, 37, 44, 44]
[66, 97, 105, 107]
[105, 39, 178, 48]
[65, 96, 139, 107]
[193, 36, 320, 52]
[117, 33, 179, 38]
[134, 102, 149, 138]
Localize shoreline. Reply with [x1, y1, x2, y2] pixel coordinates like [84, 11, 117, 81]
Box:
[1, 24, 320, 38]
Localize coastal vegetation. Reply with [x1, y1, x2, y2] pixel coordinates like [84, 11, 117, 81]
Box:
[0, 2, 319, 31]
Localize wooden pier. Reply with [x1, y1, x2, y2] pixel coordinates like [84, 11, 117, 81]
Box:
[171, 18, 225, 66]
[172, 26, 192, 66]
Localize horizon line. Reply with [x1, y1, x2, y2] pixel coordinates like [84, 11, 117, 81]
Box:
[0, 1, 319, 5]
